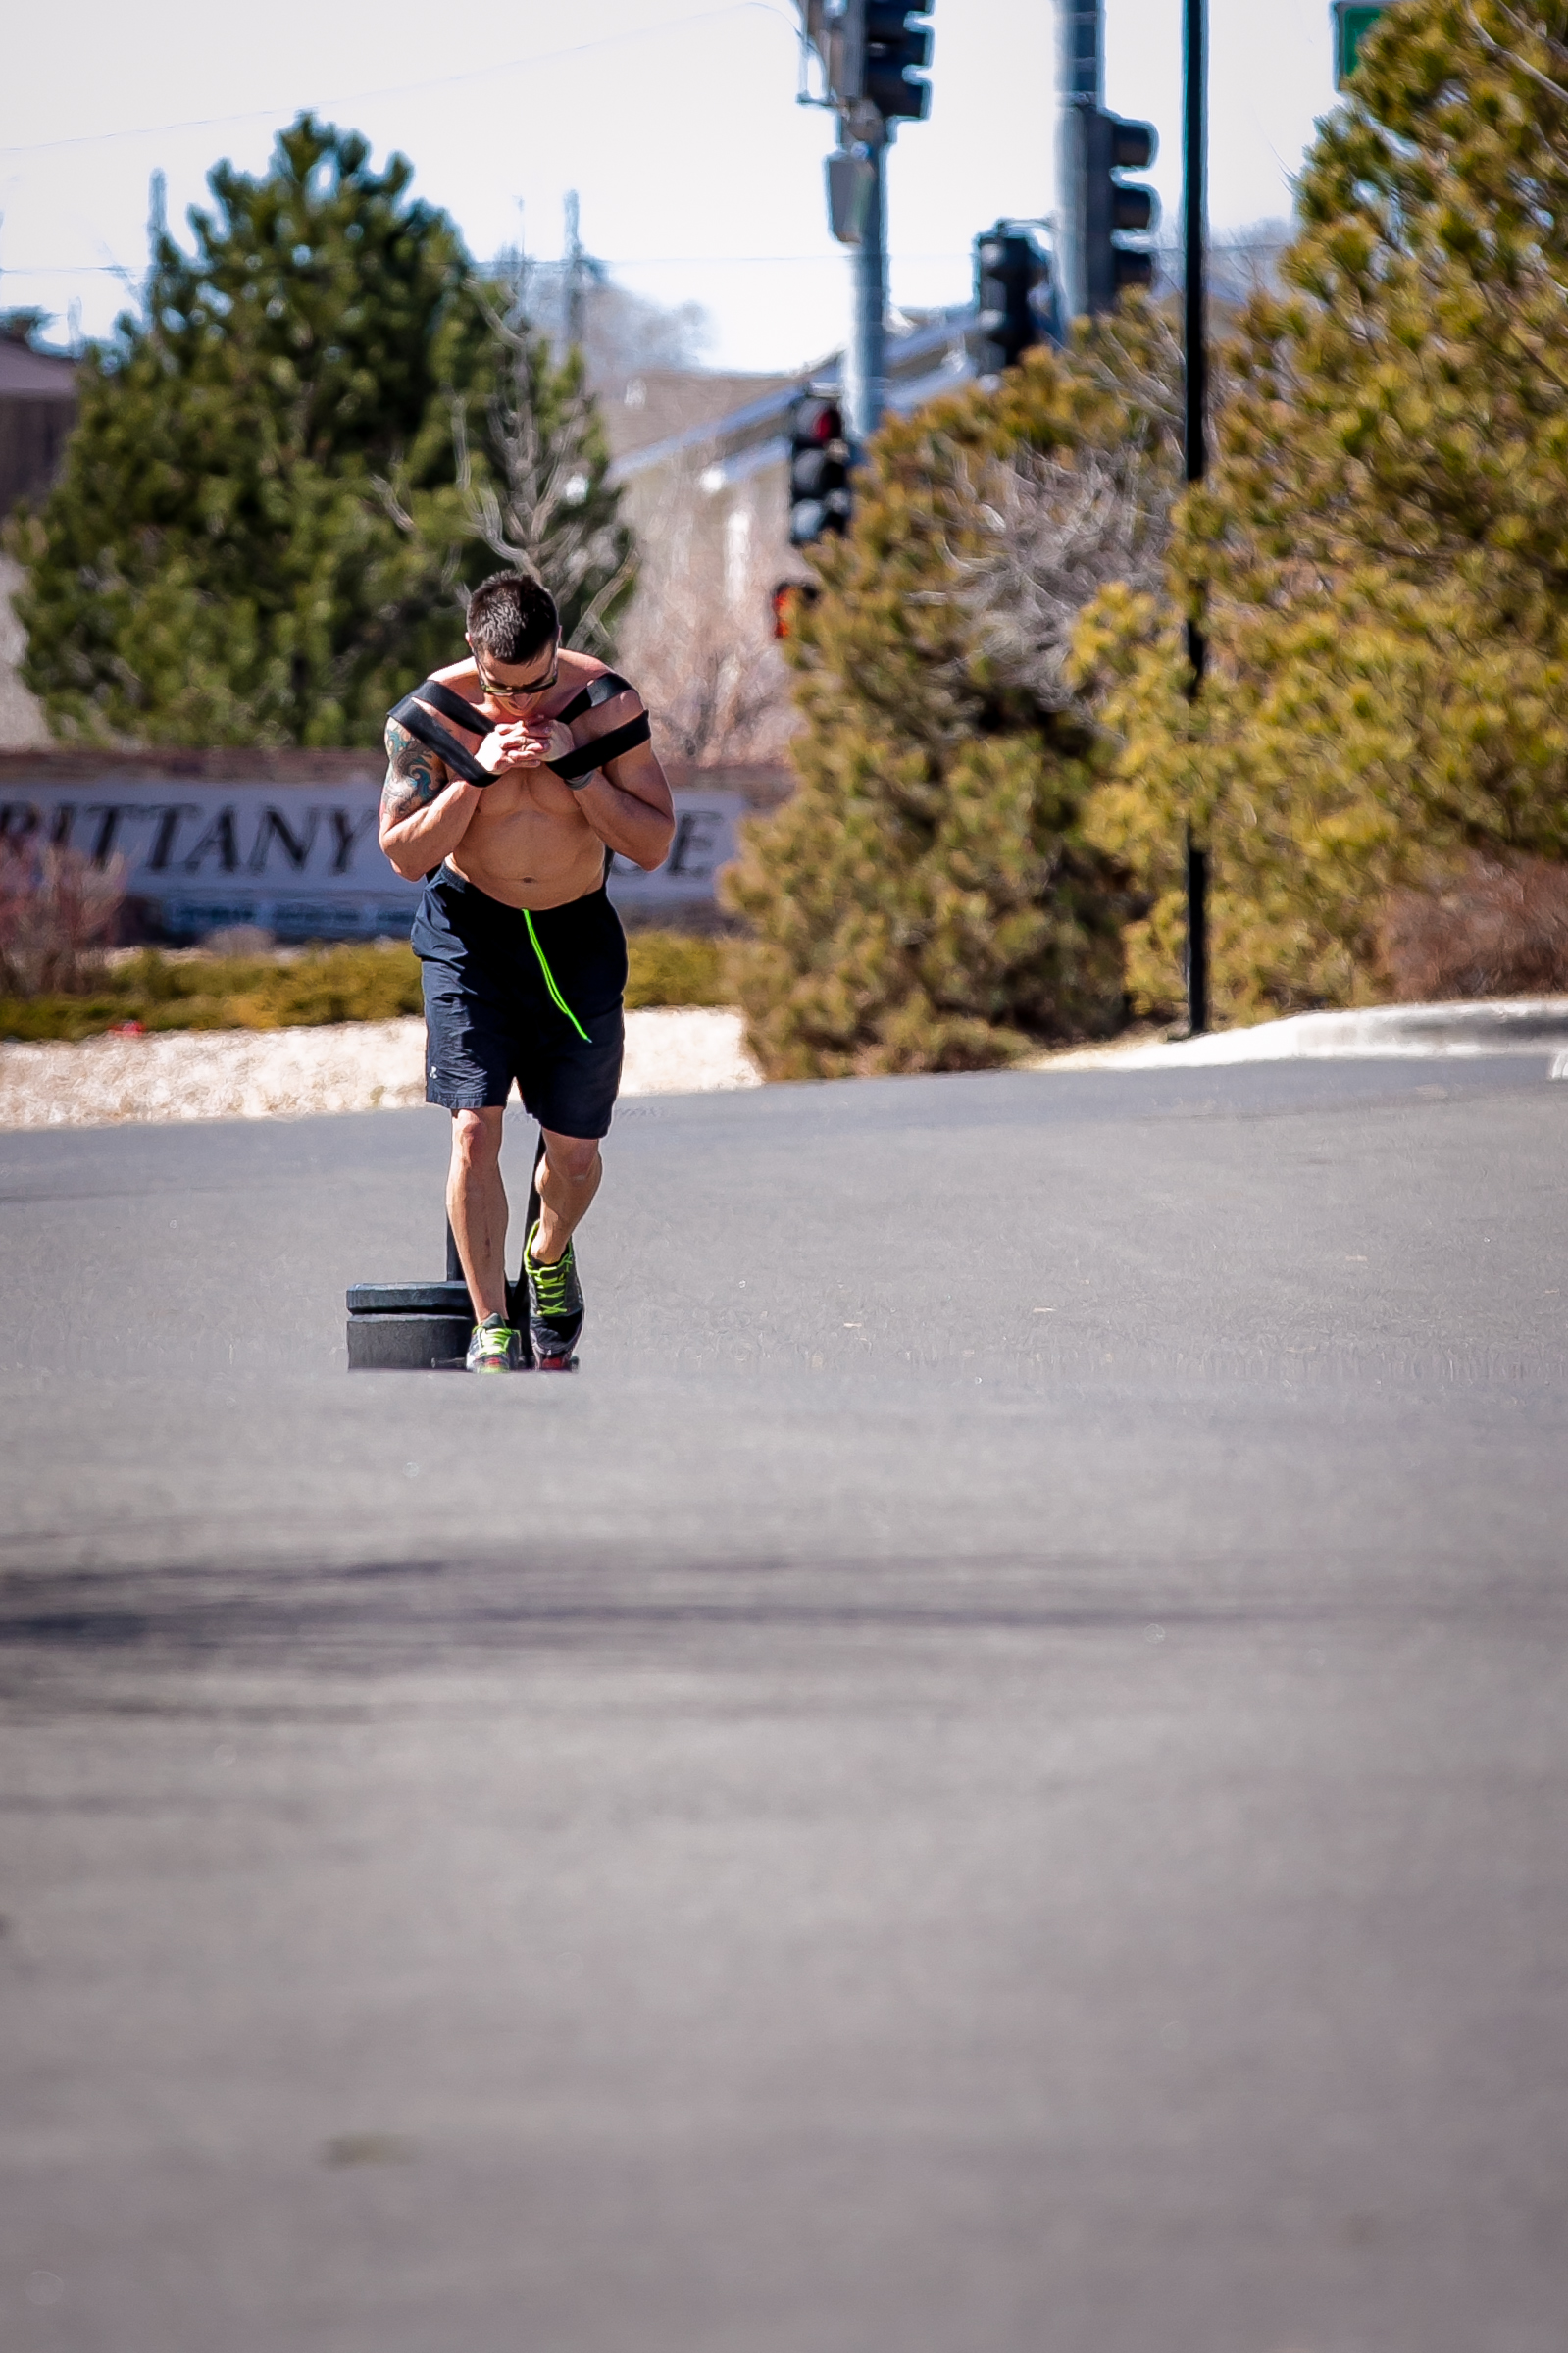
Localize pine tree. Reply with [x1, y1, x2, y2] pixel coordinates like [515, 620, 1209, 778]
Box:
[1079, 1, 1568, 1020]
[723, 310, 1180, 1077]
[7, 117, 632, 746]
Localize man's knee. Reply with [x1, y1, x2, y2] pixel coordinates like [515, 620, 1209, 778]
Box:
[451, 1108, 504, 1170]
[544, 1131, 600, 1185]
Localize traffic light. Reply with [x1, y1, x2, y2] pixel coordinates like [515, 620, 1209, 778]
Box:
[771, 580, 822, 639]
[974, 227, 1049, 375]
[862, 0, 935, 121]
[798, 1, 936, 123]
[787, 395, 851, 545]
[1084, 107, 1159, 310]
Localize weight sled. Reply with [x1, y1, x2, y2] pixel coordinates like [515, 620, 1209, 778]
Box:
[346, 1130, 577, 1370]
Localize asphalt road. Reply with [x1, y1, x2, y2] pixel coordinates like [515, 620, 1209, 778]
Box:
[2, 1055, 1567, 2353]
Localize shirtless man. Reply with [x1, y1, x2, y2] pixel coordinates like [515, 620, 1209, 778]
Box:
[379, 571, 674, 1372]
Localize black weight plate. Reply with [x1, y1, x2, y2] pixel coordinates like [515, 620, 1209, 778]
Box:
[346, 1313, 472, 1371]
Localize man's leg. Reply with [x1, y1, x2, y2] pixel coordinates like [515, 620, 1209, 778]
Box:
[530, 1130, 602, 1267]
[447, 1107, 509, 1322]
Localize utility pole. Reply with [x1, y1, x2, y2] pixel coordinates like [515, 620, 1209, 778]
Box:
[1183, 0, 1210, 1035]
[564, 189, 584, 349]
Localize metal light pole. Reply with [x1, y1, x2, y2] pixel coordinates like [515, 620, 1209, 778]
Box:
[1055, 0, 1101, 326]
[803, 0, 932, 449]
[1182, 0, 1209, 1036]
[842, 119, 887, 444]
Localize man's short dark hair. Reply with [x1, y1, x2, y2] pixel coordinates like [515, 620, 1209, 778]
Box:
[466, 571, 560, 665]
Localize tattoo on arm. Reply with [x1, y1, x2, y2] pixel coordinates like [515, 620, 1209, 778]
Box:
[380, 718, 445, 826]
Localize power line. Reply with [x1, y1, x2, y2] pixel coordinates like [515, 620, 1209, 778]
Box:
[3, 244, 1292, 281]
[0, 2, 794, 160]
[1, 252, 987, 279]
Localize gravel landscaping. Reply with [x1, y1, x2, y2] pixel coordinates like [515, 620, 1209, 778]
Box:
[0, 1007, 760, 1128]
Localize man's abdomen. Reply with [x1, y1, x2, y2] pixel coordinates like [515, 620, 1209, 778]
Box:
[450, 792, 607, 911]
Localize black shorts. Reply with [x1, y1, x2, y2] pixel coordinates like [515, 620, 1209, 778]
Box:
[411, 869, 627, 1138]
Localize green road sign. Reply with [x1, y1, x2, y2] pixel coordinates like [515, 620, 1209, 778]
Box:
[1333, 1, 1388, 87]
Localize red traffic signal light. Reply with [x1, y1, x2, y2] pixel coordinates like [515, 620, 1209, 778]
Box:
[796, 398, 842, 446]
[788, 396, 851, 546]
[771, 580, 821, 639]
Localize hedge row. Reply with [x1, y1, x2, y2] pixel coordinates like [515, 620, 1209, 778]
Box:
[0, 932, 727, 1044]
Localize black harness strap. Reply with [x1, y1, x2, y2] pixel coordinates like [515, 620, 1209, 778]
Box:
[548, 710, 652, 782]
[388, 671, 648, 792]
[557, 671, 633, 724]
[415, 677, 496, 736]
[388, 691, 494, 788]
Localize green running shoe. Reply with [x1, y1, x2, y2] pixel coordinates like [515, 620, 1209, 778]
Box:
[466, 1312, 523, 1374]
[524, 1219, 583, 1368]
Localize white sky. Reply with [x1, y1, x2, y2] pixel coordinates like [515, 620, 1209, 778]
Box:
[0, 0, 1342, 373]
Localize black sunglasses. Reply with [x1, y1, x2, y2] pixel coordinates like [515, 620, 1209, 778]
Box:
[475, 650, 560, 702]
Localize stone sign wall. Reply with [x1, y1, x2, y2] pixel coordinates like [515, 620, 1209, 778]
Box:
[0, 753, 774, 941]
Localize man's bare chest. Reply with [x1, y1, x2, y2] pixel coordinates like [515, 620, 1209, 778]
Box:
[467, 768, 589, 835]
[430, 688, 586, 825]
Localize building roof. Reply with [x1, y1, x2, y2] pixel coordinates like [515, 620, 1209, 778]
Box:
[606, 311, 979, 492]
[0, 342, 77, 401]
[599, 369, 798, 464]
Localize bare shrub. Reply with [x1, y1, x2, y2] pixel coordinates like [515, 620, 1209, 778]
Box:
[957, 436, 1176, 713]
[450, 291, 633, 657]
[0, 842, 126, 997]
[1378, 853, 1568, 1000]
[1156, 217, 1295, 307]
[617, 462, 795, 766]
[504, 257, 711, 385]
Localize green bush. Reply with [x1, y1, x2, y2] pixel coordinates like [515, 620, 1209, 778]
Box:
[624, 931, 725, 1009]
[1079, 0, 1568, 1021]
[720, 315, 1177, 1079]
[0, 929, 731, 1042]
[0, 942, 422, 1042]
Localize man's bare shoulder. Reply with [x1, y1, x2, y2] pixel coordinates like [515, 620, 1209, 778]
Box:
[429, 656, 482, 696]
[556, 648, 611, 691]
[563, 651, 642, 710]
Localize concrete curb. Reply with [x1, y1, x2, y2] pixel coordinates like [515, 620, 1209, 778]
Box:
[1044, 997, 1568, 1074]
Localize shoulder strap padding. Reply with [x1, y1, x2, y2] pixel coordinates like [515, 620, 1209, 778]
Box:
[557, 671, 634, 724]
[388, 692, 492, 789]
[549, 709, 652, 783]
[386, 672, 647, 790]
[415, 677, 494, 736]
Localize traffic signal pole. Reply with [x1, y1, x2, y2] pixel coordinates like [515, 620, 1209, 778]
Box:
[1183, 0, 1209, 1034]
[843, 118, 887, 444]
[1054, 0, 1100, 324]
[799, 2, 930, 466]
[1054, 0, 1157, 323]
